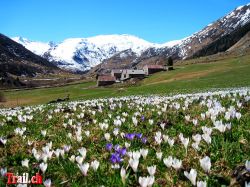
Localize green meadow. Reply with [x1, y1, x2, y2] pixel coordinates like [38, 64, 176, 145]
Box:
[2, 54, 250, 108]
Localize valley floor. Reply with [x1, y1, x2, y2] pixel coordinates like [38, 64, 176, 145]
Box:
[1, 53, 250, 108]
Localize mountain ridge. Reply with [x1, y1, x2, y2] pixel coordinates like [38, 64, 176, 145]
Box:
[11, 3, 250, 72]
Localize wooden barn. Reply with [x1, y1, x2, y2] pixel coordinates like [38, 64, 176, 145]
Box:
[143, 65, 165, 75]
[97, 75, 116, 86]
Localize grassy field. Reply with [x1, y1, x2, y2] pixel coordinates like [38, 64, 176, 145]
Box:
[0, 89, 249, 186]
[1, 54, 250, 108]
[0, 55, 249, 186]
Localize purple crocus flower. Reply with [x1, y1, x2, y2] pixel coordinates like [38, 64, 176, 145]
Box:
[141, 137, 147, 144]
[141, 115, 145, 121]
[136, 133, 143, 139]
[106, 143, 113, 151]
[119, 147, 127, 156]
[110, 154, 117, 164]
[110, 153, 121, 164]
[125, 133, 135, 140]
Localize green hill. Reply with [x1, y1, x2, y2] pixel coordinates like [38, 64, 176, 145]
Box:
[1, 53, 250, 108]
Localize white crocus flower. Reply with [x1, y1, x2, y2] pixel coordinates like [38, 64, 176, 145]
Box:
[245, 181, 250, 187]
[184, 168, 197, 185]
[162, 135, 169, 142]
[54, 149, 61, 158]
[156, 152, 163, 160]
[129, 158, 139, 172]
[245, 160, 250, 171]
[172, 158, 182, 170]
[127, 151, 133, 158]
[67, 133, 72, 139]
[41, 130, 47, 137]
[114, 119, 122, 126]
[179, 133, 189, 151]
[34, 152, 41, 161]
[78, 147, 87, 159]
[192, 142, 200, 151]
[21, 159, 29, 168]
[185, 115, 190, 122]
[41, 153, 48, 163]
[201, 126, 212, 135]
[147, 176, 155, 187]
[214, 121, 227, 133]
[139, 176, 148, 187]
[76, 156, 84, 165]
[140, 149, 148, 159]
[63, 145, 71, 152]
[90, 160, 100, 171]
[104, 133, 111, 141]
[225, 112, 231, 121]
[113, 128, 119, 136]
[27, 140, 33, 146]
[201, 113, 206, 120]
[200, 156, 211, 173]
[192, 134, 202, 143]
[39, 162, 48, 173]
[69, 155, 75, 162]
[132, 151, 141, 160]
[76, 135, 82, 142]
[154, 136, 162, 145]
[43, 179, 51, 187]
[149, 119, 154, 125]
[235, 112, 241, 120]
[147, 165, 156, 176]
[132, 117, 138, 126]
[160, 123, 165, 130]
[120, 167, 127, 185]
[197, 180, 207, 187]
[0, 167, 7, 177]
[125, 142, 131, 148]
[78, 163, 90, 176]
[138, 176, 155, 187]
[167, 138, 175, 147]
[60, 149, 65, 158]
[0, 138, 7, 145]
[202, 133, 211, 144]
[192, 119, 198, 126]
[163, 156, 173, 168]
[84, 131, 90, 137]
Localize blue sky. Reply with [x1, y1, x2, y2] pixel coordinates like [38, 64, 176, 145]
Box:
[2, 0, 250, 43]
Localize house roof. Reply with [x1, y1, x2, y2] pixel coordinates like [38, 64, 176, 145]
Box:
[144, 65, 164, 69]
[98, 75, 116, 82]
[123, 69, 145, 74]
[111, 69, 123, 74]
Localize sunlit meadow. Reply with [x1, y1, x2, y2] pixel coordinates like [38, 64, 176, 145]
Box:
[0, 88, 250, 186]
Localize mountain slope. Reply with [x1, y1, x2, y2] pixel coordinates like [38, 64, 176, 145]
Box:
[227, 31, 250, 53]
[99, 3, 250, 72]
[12, 3, 250, 73]
[13, 34, 168, 72]
[0, 33, 59, 77]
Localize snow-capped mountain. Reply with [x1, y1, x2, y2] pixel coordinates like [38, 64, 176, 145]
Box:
[12, 36, 54, 56]
[12, 3, 250, 72]
[171, 2, 250, 58]
[92, 3, 250, 73]
[12, 34, 172, 72]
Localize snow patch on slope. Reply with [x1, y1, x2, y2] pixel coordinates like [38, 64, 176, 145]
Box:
[12, 37, 52, 56]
